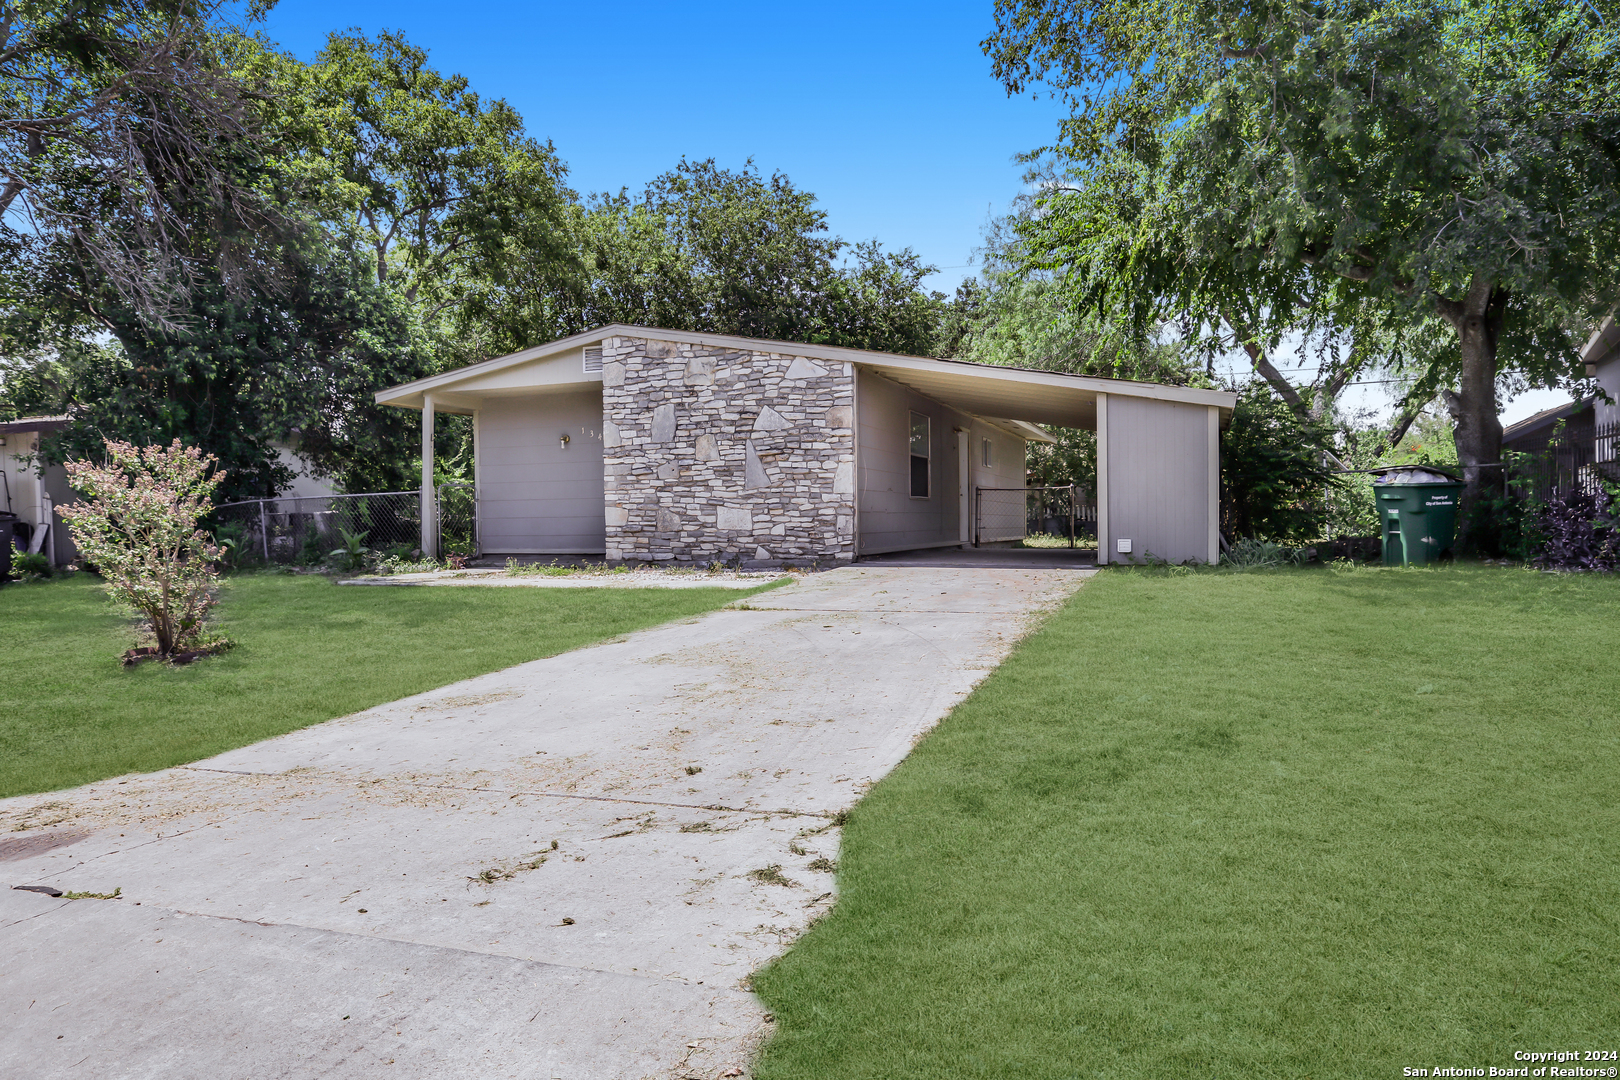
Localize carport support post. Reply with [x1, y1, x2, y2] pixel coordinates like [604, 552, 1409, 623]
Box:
[421, 393, 437, 559]
[1096, 393, 1110, 565]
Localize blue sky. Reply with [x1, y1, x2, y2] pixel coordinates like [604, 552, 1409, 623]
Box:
[257, 0, 1066, 296]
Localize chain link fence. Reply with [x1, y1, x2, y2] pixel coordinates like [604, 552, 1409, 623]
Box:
[212, 491, 424, 566]
[975, 485, 1097, 547]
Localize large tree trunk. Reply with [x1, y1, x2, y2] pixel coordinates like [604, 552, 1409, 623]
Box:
[1435, 274, 1506, 516]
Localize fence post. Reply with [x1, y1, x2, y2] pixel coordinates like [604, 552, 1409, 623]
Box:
[1069, 484, 1076, 549]
[259, 499, 269, 563]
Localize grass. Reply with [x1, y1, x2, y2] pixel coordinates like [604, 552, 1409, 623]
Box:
[1018, 532, 1098, 550]
[0, 572, 772, 798]
[753, 565, 1620, 1079]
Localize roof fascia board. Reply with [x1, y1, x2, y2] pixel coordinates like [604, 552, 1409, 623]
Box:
[375, 322, 1238, 413]
[373, 325, 625, 403]
[612, 326, 1235, 410]
[857, 355, 1235, 411]
[0, 416, 73, 434]
[1582, 316, 1618, 373]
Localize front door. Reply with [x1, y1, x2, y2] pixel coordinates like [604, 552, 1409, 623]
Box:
[958, 433, 971, 545]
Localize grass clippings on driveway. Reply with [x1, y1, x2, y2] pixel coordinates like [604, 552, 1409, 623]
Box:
[753, 566, 1620, 1080]
[0, 572, 771, 798]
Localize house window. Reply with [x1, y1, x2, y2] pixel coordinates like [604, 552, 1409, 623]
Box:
[981, 437, 994, 469]
[909, 412, 930, 498]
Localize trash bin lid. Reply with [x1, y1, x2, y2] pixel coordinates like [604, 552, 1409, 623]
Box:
[1370, 465, 1462, 484]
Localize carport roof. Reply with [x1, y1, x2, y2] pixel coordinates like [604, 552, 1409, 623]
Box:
[376, 324, 1236, 429]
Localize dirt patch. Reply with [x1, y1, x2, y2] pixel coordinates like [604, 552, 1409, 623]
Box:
[0, 828, 90, 861]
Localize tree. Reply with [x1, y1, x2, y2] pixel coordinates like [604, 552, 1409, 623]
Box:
[984, 0, 1620, 510]
[558, 159, 958, 356]
[58, 439, 224, 657]
[0, 0, 288, 329]
[235, 30, 577, 365]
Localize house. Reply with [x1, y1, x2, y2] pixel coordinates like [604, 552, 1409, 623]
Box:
[0, 415, 75, 567]
[0, 412, 340, 570]
[1501, 317, 1620, 494]
[1586, 316, 1620, 412]
[375, 326, 1237, 566]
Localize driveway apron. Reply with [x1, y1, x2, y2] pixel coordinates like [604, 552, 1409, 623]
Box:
[1, 565, 1090, 1079]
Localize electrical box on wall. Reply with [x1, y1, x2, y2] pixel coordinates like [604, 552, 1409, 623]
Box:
[1116, 538, 1133, 554]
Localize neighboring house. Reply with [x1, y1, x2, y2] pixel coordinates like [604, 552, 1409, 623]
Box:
[376, 325, 1237, 566]
[1501, 316, 1620, 494]
[1584, 316, 1620, 427]
[1, 414, 332, 568]
[272, 439, 339, 501]
[0, 415, 76, 566]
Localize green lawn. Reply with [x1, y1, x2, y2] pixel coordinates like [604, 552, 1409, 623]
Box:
[754, 566, 1620, 1079]
[0, 572, 769, 798]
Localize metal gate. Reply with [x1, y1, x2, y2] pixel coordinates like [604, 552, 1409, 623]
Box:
[436, 481, 478, 559]
[974, 485, 1097, 548]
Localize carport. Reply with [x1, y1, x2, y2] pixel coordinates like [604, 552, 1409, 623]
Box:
[849, 353, 1235, 565]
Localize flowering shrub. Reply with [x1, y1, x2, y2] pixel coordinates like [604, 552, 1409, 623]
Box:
[1533, 485, 1620, 572]
[58, 439, 226, 657]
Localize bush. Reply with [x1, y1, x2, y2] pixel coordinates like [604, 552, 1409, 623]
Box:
[12, 551, 52, 579]
[297, 524, 326, 566]
[1221, 537, 1311, 570]
[1222, 383, 1340, 543]
[1532, 485, 1620, 572]
[58, 439, 225, 657]
[211, 520, 254, 569]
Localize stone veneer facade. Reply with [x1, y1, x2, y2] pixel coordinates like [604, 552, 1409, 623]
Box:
[599, 334, 857, 566]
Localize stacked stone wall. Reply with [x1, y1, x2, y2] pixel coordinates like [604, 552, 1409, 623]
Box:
[600, 335, 856, 566]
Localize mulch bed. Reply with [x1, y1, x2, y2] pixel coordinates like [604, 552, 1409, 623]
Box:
[121, 642, 231, 667]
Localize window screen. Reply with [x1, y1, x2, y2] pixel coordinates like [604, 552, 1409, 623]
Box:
[981, 437, 994, 469]
[909, 412, 930, 498]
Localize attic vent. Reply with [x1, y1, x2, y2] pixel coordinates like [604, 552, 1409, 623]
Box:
[583, 346, 603, 374]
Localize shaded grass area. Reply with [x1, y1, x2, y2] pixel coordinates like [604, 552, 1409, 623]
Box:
[0, 573, 769, 798]
[754, 567, 1620, 1079]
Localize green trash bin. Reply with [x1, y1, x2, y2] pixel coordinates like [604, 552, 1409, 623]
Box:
[1372, 467, 1466, 566]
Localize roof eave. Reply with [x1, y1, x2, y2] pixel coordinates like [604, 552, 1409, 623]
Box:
[373, 324, 1240, 417]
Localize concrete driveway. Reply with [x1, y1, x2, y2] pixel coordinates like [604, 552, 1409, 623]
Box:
[1, 565, 1090, 1080]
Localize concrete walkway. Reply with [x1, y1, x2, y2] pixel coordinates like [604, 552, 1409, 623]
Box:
[1, 566, 1091, 1080]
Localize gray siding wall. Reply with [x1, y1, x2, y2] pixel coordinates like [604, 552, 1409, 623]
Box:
[970, 419, 1028, 543]
[1595, 353, 1620, 427]
[477, 389, 606, 553]
[600, 335, 856, 565]
[856, 369, 974, 554]
[1102, 395, 1216, 564]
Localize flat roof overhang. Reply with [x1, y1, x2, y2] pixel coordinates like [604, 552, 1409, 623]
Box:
[374, 324, 1237, 428]
[856, 356, 1233, 431]
[1583, 316, 1619, 374]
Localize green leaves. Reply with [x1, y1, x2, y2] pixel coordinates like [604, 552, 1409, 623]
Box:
[986, 0, 1620, 496]
[57, 439, 225, 656]
[1222, 383, 1342, 542]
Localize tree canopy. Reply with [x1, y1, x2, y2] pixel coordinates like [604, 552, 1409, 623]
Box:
[984, 0, 1620, 506]
[1, 14, 963, 495]
[0, 0, 288, 329]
